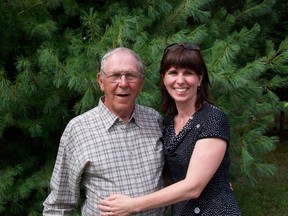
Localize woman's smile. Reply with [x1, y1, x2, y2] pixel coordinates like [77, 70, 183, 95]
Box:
[174, 88, 188, 93]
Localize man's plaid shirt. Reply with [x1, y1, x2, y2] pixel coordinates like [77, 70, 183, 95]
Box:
[43, 98, 165, 215]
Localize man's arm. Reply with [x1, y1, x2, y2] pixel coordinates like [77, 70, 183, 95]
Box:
[43, 124, 81, 215]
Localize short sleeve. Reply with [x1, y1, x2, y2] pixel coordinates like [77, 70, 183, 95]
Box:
[198, 106, 230, 145]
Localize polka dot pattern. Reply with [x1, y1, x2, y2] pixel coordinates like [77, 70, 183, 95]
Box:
[162, 103, 241, 215]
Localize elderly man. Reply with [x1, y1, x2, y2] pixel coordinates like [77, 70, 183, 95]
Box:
[43, 47, 165, 215]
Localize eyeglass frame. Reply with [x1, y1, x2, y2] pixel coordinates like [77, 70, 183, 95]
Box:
[101, 70, 144, 83]
[164, 43, 200, 53]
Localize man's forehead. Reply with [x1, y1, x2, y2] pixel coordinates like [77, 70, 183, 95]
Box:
[105, 52, 139, 70]
[108, 50, 135, 59]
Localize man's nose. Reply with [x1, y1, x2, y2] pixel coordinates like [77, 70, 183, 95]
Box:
[118, 75, 129, 85]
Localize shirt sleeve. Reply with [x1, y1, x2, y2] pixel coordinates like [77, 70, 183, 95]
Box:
[43, 122, 82, 216]
[198, 107, 230, 145]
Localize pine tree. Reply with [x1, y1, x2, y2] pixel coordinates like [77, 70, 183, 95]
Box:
[0, 0, 287, 214]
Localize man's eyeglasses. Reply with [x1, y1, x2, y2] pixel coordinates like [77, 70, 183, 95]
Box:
[102, 71, 142, 83]
[164, 43, 200, 53]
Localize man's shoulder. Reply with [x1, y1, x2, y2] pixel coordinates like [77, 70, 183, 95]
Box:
[135, 104, 162, 118]
[68, 106, 100, 126]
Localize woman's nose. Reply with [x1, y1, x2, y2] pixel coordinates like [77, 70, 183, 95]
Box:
[176, 74, 185, 83]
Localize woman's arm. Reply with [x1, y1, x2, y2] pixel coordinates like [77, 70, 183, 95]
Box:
[98, 138, 227, 216]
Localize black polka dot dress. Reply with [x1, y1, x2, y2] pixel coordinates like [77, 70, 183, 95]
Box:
[163, 103, 241, 215]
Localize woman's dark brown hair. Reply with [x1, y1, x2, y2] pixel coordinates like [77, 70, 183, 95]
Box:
[160, 43, 211, 115]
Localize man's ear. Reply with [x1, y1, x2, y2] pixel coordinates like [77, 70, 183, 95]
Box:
[97, 72, 104, 91]
[139, 76, 145, 91]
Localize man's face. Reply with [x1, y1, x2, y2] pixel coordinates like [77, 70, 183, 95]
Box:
[97, 51, 144, 120]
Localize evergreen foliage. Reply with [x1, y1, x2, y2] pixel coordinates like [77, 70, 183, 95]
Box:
[0, 0, 287, 214]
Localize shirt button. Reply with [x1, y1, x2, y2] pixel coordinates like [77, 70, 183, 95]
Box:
[194, 207, 200, 214]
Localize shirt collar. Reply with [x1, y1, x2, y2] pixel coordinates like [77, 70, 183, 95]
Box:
[131, 105, 144, 128]
[98, 97, 143, 130]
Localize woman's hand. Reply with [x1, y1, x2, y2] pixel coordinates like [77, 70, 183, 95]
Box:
[98, 194, 136, 216]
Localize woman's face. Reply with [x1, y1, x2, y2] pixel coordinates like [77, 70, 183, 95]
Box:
[163, 66, 202, 105]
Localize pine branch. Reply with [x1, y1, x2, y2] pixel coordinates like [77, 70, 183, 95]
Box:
[18, 1, 45, 15]
[158, 0, 211, 34]
[239, 0, 276, 20]
[81, 8, 102, 41]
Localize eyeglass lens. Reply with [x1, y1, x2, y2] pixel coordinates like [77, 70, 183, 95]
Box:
[103, 71, 141, 83]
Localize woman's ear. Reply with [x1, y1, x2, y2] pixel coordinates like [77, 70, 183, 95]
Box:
[199, 75, 203, 85]
[162, 74, 167, 87]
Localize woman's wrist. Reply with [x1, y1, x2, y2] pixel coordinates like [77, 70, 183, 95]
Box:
[132, 197, 143, 213]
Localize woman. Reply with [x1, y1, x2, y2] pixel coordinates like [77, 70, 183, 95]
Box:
[98, 43, 241, 215]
